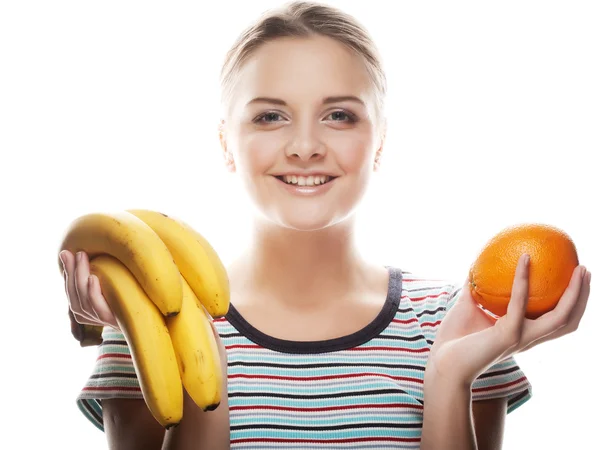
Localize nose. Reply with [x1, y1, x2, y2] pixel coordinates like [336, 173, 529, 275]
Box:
[285, 121, 326, 161]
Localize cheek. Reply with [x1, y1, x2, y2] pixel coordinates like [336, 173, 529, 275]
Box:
[236, 130, 283, 174]
[328, 130, 376, 175]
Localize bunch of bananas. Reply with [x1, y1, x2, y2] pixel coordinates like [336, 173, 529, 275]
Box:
[57, 209, 230, 429]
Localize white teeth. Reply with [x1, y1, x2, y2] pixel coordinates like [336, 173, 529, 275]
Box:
[282, 175, 332, 186]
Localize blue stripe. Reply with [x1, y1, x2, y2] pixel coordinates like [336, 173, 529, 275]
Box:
[231, 427, 423, 440]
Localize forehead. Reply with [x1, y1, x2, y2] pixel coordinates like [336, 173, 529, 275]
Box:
[229, 35, 375, 111]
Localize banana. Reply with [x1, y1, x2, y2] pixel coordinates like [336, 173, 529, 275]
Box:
[89, 254, 184, 428]
[58, 211, 183, 316]
[127, 209, 230, 318]
[166, 276, 223, 411]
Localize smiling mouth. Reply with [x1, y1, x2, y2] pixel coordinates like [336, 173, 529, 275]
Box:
[274, 175, 337, 186]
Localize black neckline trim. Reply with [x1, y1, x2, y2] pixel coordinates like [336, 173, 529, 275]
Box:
[224, 266, 402, 354]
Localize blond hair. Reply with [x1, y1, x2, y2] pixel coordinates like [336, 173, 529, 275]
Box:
[219, 1, 387, 122]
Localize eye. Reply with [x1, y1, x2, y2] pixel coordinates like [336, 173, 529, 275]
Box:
[325, 110, 357, 123]
[254, 112, 285, 124]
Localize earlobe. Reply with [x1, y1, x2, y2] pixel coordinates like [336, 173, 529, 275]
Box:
[219, 119, 236, 173]
[224, 152, 236, 172]
[373, 148, 383, 171]
[373, 120, 387, 171]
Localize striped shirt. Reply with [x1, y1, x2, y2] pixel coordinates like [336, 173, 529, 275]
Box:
[76, 266, 532, 448]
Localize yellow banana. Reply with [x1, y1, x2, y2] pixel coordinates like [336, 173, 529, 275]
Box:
[58, 211, 183, 317]
[89, 254, 184, 429]
[166, 277, 223, 411]
[127, 209, 230, 318]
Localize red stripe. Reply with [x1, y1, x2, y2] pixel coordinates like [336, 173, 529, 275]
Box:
[420, 320, 442, 327]
[225, 344, 262, 350]
[403, 291, 451, 301]
[232, 437, 421, 444]
[349, 346, 429, 353]
[473, 376, 527, 393]
[82, 386, 141, 392]
[403, 277, 449, 283]
[213, 317, 227, 322]
[391, 318, 418, 324]
[230, 403, 423, 412]
[229, 372, 423, 384]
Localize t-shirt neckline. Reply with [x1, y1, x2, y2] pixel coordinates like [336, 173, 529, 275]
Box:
[224, 266, 402, 354]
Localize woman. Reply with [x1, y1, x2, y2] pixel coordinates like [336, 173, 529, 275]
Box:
[60, 2, 591, 449]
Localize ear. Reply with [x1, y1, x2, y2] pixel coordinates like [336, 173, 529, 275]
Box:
[373, 119, 387, 172]
[219, 119, 236, 173]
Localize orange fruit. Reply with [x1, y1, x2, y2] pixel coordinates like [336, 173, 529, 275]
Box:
[468, 223, 579, 319]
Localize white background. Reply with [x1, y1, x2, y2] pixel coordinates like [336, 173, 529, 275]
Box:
[1, 1, 598, 448]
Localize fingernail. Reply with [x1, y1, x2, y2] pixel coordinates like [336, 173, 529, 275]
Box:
[88, 275, 93, 287]
[523, 254, 530, 266]
[76, 251, 82, 261]
[59, 251, 66, 267]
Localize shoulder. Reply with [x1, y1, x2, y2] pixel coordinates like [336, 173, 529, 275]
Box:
[398, 269, 461, 308]
[393, 269, 462, 329]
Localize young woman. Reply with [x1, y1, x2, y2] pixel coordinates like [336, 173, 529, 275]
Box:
[60, 2, 591, 449]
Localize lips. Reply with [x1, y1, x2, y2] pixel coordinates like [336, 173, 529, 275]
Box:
[272, 174, 338, 196]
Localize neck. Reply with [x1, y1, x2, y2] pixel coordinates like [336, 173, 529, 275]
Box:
[229, 215, 371, 309]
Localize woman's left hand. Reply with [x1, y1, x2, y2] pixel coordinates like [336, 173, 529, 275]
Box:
[426, 254, 592, 386]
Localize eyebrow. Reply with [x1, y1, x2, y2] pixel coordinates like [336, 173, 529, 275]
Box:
[246, 95, 365, 107]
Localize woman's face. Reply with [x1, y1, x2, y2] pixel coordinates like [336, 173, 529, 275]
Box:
[221, 35, 385, 231]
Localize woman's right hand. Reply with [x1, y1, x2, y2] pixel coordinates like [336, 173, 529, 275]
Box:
[60, 250, 119, 329]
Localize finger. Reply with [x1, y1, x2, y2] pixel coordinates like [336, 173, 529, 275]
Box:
[74, 252, 99, 322]
[520, 265, 586, 344]
[71, 309, 104, 326]
[454, 277, 471, 305]
[87, 274, 118, 328]
[561, 268, 590, 332]
[502, 253, 530, 346]
[62, 251, 89, 319]
[520, 267, 590, 352]
[68, 307, 86, 342]
[61, 250, 77, 308]
[543, 265, 586, 323]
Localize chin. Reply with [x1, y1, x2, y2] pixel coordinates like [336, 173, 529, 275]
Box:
[249, 176, 364, 232]
[266, 206, 355, 232]
[276, 216, 338, 232]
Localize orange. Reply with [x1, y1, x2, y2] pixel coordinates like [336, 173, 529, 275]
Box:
[468, 223, 579, 319]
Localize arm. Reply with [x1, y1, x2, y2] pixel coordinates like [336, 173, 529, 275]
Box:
[473, 397, 507, 450]
[103, 398, 166, 450]
[162, 389, 230, 450]
[419, 258, 589, 449]
[420, 374, 507, 450]
[102, 388, 230, 450]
